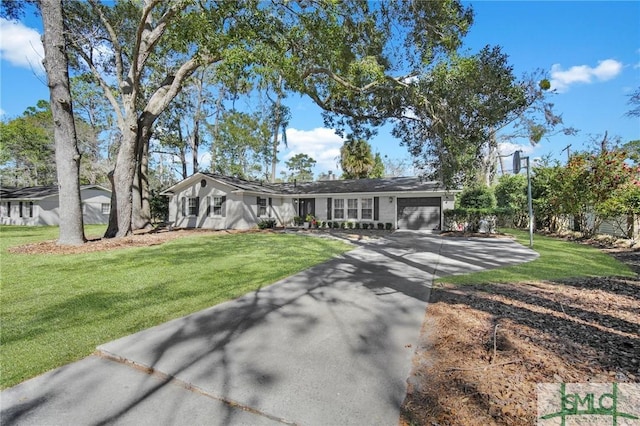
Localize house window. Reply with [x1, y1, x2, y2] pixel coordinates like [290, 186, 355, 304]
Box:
[347, 198, 358, 219]
[101, 203, 110, 214]
[209, 196, 223, 216]
[333, 199, 344, 219]
[361, 198, 373, 220]
[188, 197, 199, 216]
[257, 197, 267, 217]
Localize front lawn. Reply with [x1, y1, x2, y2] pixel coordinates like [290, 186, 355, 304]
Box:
[0, 226, 352, 389]
[437, 229, 635, 285]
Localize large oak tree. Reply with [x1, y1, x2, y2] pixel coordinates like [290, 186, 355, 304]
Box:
[62, 0, 472, 237]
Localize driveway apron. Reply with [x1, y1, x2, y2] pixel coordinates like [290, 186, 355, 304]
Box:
[1, 232, 538, 426]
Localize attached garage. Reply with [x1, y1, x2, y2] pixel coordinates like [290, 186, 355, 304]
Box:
[397, 197, 441, 230]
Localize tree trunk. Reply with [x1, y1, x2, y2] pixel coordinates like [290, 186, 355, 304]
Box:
[271, 96, 281, 183]
[104, 116, 137, 238]
[41, 0, 85, 245]
[192, 121, 200, 174]
[132, 120, 152, 231]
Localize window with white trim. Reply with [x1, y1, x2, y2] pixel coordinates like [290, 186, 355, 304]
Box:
[347, 198, 358, 219]
[209, 196, 222, 216]
[188, 197, 198, 216]
[101, 203, 110, 214]
[361, 198, 373, 220]
[257, 197, 267, 217]
[333, 199, 344, 219]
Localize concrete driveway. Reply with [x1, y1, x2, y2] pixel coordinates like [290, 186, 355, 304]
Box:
[1, 232, 537, 426]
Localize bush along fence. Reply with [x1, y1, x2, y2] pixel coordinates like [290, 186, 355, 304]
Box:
[444, 208, 512, 233]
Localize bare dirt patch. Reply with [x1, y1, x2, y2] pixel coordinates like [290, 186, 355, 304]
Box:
[401, 250, 640, 426]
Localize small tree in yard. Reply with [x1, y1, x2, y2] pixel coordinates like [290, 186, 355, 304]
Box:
[552, 135, 640, 237]
[495, 174, 528, 227]
[458, 185, 496, 209]
[531, 160, 565, 232]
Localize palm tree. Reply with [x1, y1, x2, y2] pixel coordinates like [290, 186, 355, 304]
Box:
[340, 138, 374, 179]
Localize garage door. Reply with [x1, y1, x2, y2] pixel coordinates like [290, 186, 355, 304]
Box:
[397, 197, 441, 230]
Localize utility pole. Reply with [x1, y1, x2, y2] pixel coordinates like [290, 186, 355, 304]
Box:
[514, 151, 534, 248]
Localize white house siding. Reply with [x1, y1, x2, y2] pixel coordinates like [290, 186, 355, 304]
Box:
[315, 196, 329, 221]
[379, 195, 396, 225]
[0, 201, 39, 226]
[271, 197, 296, 227]
[442, 193, 455, 228]
[0, 187, 110, 226]
[39, 197, 60, 225]
[170, 177, 235, 230]
[80, 189, 111, 225]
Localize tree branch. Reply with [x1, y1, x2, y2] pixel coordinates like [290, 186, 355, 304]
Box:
[87, 0, 124, 90]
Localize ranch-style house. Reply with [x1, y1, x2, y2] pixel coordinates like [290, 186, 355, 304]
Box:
[161, 173, 457, 231]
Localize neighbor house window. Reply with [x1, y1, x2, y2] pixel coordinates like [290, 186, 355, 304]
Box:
[347, 198, 358, 219]
[257, 197, 267, 217]
[101, 203, 110, 214]
[28, 201, 33, 218]
[333, 199, 344, 219]
[361, 198, 373, 220]
[188, 197, 199, 216]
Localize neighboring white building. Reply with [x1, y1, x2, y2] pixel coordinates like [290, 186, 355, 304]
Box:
[161, 173, 457, 231]
[0, 185, 111, 226]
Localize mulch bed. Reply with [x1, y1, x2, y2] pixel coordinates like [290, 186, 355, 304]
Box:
[401, 247, 640, 426]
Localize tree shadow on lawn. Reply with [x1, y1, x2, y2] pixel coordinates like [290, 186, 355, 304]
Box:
[2, 232, 543, 425]
[3, 239, 433, 425]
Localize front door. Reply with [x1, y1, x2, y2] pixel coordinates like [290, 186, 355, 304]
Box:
[298, 198, 316, 219]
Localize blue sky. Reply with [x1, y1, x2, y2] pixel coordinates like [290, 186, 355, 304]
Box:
[1, 1, 639, 177]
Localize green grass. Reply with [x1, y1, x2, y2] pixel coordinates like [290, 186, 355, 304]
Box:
[0, 225, 352, 389]
[437, 229, 635, 285]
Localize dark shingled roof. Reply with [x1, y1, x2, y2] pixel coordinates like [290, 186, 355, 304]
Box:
[203, 174, 444, 195]
[272, 176, 444, 194]
[0, 185, 109, 200]
[203, 173, 282, 194]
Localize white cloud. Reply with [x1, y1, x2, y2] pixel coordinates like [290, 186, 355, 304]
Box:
[0, 18, 44, 74]
[498, 142, 534, 157]
[281, 127, 344, 173]
[198, 152, 212, 170]
[550, 59, 623, 93]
